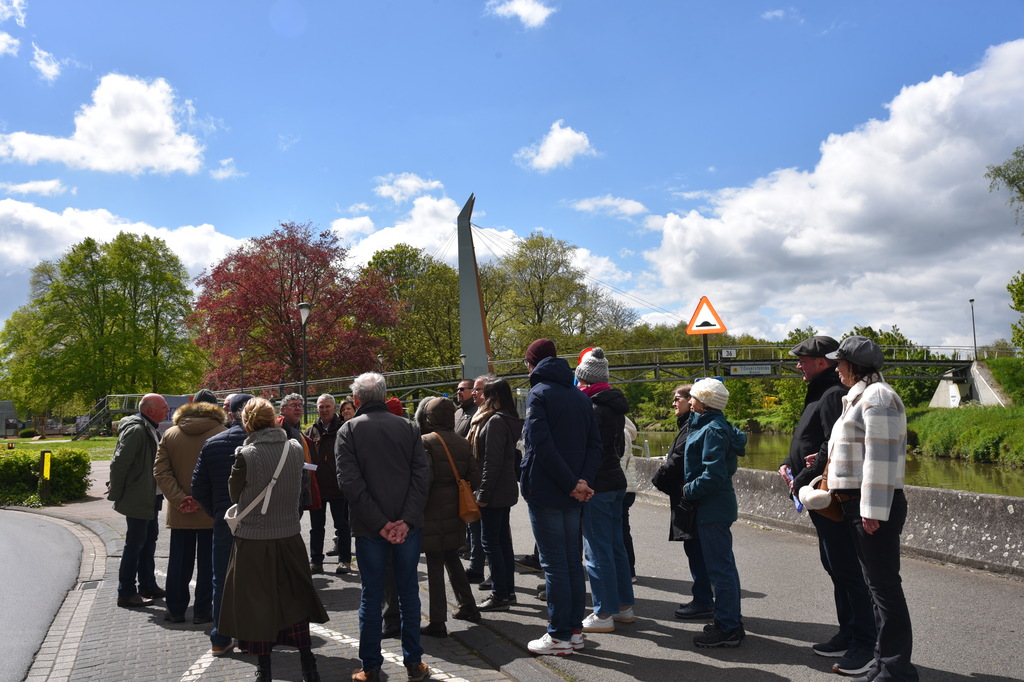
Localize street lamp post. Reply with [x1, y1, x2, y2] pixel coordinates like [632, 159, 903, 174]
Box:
[239, 347, 245, 390]
[299, 302, 312, 424]
[969, 299, 978, 361]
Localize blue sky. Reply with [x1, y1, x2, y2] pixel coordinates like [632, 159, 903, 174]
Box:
[3, 0, 1024, 351]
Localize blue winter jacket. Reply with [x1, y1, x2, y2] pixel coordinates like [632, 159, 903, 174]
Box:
[192, 423, 248, 521]
[682, 410, 747, 525]
[520, 356, 602, 509]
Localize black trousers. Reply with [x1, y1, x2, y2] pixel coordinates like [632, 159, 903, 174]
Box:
[840, 490, 919, 681]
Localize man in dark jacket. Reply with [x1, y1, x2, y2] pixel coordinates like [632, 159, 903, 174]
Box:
[780, 336, 876, 675]
[337, 372, 430, 682]
[191, 392, 253, 657]
[520, 339, 601, 656]
[574, 347, 634, 633]
[453, 379, 476, 437]
[305, 393, 351, 575]
[109, 393, 169, 608]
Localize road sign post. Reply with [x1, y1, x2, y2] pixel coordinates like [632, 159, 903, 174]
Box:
[686, 296, 727, 375]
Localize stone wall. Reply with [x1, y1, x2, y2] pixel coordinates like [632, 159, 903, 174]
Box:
[634, 457, 1023, 579]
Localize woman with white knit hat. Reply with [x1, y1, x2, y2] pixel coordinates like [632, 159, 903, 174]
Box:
[683, 378, 748, 648]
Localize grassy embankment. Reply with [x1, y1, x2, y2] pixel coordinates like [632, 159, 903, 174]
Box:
[905, 358, 1024, 468]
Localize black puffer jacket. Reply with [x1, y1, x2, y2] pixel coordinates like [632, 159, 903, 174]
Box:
[651, 416, 692, 541]
[475, 410, 524, 508]
[589, 387, 628, 493]
[191, 423, 248, 521]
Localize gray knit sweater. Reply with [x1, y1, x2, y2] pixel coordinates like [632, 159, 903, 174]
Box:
[228, 427, 304, 540]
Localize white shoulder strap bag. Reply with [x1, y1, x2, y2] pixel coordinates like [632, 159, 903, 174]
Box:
[224, 440, 291, 534]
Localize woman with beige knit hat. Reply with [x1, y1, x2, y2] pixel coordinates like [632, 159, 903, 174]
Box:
[682, 378, 748, 649]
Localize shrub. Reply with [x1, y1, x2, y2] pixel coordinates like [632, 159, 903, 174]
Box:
[18, 429, 36, 439]
[0, 448, 91, 505]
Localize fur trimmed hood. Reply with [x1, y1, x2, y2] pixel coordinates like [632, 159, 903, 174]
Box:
[173, 401, 227, 436]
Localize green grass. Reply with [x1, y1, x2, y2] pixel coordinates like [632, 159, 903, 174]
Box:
[986, 358, 1024, 405]
[908, 404, 1024, 467]
[2, 436, 118, 460]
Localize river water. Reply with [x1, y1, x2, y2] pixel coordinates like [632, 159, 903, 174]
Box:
[638, 431, 1024, 498]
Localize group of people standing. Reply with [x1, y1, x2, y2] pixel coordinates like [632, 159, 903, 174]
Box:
[107, 332, 916, 682]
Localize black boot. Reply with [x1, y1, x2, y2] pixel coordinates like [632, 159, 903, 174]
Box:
[300, 648, 320, 682]
[255, 654, 272, 680]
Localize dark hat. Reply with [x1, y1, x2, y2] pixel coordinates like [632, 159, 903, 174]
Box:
[575, 347, 610, 384]
[788, 336, 840, 358]
[229, 393, 255, 413]
[193, 388, 219, 405]
[826, 336, 885, 370]
[525, 338, 557, 366]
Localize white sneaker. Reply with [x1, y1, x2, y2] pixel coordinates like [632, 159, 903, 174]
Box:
[581, 611, 615, 632]
[527, 633, 574, 656]
[570, 631, 585, 651]
[613, 606, 636, 623]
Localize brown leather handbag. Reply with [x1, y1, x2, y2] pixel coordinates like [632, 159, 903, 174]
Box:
[432, 433, 481, 524]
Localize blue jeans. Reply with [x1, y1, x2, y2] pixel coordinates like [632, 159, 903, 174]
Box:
[582, 489, 634, 616]
[695, 522, 742, 632]
[466, 519, 485, 574]
[118, 502, 160, 598]
[480, 506, 515, 600]
[355, 530, 424, 672]
[166, 528, 213, 617]
[309, 497, 351, 564]
[528, 504, 586, 641]
[210, 518, 233, 647]
[682, 535, 714, 607]
[810, 508, 876, 650]
[622, 492, 636, 577]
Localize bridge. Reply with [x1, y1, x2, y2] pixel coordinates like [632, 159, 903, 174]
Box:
[73, 344, 982, 437]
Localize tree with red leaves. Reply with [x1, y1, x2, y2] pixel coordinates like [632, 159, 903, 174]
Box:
[190, 221, 400, 391]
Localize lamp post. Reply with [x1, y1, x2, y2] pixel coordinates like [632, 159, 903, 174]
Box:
[238, 347, 245, 390]
[377, 354, 384, 374]
[299, 302, 312, 423]
[969, 298, 978, 361]
[459, 354, 466, 380]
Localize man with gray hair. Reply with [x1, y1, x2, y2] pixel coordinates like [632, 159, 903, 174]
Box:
[306, 393, 351, 574]
[337, 372, 430, 682]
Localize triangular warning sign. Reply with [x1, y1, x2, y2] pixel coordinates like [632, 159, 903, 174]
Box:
[686, 296, 727, 335]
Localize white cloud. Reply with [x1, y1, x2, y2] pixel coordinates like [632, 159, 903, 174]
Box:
[637, 39, 1024, 346]
[345, 194, 518, 267]
[0, 198, 240, 277]
[30, 42, 60, 81]
[0, 179, 70, 196]
[571, 194, 648, 218]
[330, 215, 376, 242]
[574, 247, 632, 285]
[279, 133, 300, 151]
[347, 202, 371, 213]
[515, 120, 598, 173]
[761, 9, 786, 20]
[0, 31, 18, 56]
[486, 0, 555, 29]
[0, 73, 204, 174]
[0, 0, 27, 26]
[373, 172, 443, 204]
[210, 157, 246, 180]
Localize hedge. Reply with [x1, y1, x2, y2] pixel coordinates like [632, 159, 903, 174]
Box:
[0, 448, 92, 506]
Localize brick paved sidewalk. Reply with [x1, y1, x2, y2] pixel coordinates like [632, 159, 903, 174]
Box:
[18, 461, 559, 682]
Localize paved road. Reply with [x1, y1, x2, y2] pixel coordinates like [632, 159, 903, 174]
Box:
[6, 460, 1024, 681]
[0, 511, 80, 682]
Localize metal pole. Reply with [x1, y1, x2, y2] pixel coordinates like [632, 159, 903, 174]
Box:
[298, 302, 311, 424]
[969, 299, 978, 360]
[239, 347, 245, 390]
[702, 335, 710, 375]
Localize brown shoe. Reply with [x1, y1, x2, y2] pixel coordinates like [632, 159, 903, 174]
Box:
[351, 668, 381, 682]
[138, 586, 166, 599]
[117, 594, 153, 608]
[310, 563, 324, 574]
[407, 661, 430, 681]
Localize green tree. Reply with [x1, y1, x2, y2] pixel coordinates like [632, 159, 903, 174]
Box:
[986, 146, 1024, 347]
[0, 233, 204, 413]
[365, 244, 461, 371]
